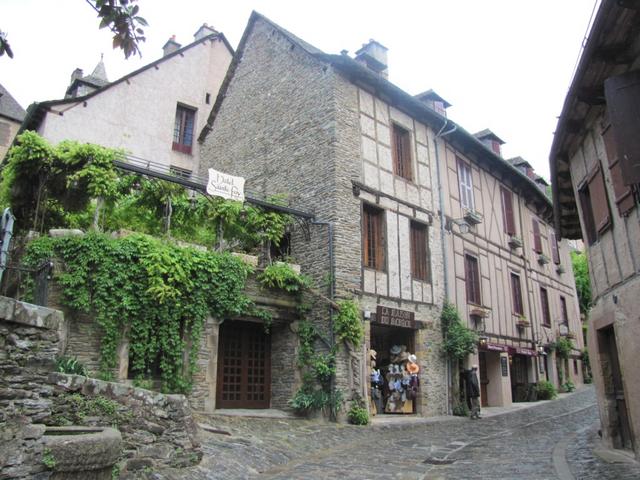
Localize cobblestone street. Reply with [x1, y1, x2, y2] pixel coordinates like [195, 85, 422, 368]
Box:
[157, 387, 640, 479]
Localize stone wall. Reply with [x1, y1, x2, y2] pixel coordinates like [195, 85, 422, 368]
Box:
[45, 374, 201, 475]
[0, 296, 203, 478]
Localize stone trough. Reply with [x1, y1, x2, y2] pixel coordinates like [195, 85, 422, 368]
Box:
[43, 426, 122, 480]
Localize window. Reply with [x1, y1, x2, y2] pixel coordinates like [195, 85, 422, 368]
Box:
[391, 124, 412, 180]
[500, 186, 516, 235]
[560, 296, 569, 326]
[510, 272, 524, 316]
[550, 230, 560, 265]
[464, 254, 481, 305]
[602, 122, 636, 216]
[410, 221, 429, 281]
[540, 287, 551, 327]
[532, 218, 543, 254]
[578, 165, 611, 244]
[457, 158, 475, 210]
[362, 204, 385, 270]
[169, 165, 192, 179]
[173, 105, 196, 154]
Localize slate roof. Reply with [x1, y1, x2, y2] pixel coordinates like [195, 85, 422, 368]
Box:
[200, 11, 553, 220]
[0, 83, 26, 123]
[474, 128, 505, 145]
[414, 89, 452, 108]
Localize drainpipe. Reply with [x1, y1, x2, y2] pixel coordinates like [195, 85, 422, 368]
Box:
[434, 119, 457, 414]
[311, 220, 337, 419]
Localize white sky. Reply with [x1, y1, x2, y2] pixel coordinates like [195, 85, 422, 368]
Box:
[2, 0, 599, 179]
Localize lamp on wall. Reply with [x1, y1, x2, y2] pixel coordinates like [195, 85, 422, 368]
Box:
[445, 217, 471, 234]
[479, 336, 488, 348]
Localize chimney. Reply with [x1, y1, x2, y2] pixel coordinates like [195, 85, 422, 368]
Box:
[70, 68, 84, 84]
[194, 23, 218, 41]
[355, 39, 388, 79]
[162, 35, 182, 57]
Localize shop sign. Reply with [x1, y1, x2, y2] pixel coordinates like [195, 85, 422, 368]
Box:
[206, 168, 245, 202]
[513, 347, 537, 357]
[500, 357, 508, 376]
[483, 342, 509, 353]
[374, 306, 416, 329]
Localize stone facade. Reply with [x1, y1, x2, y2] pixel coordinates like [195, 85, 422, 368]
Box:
[198, 14, 446, 417]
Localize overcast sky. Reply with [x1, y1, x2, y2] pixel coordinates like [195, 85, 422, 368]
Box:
[2, 0, 599, 179]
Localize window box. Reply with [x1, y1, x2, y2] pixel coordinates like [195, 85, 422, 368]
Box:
[463, 209, 483, 226]
[508, 235, 523, 249]
[470, 306, 490, 318]
[566, 331, 576, 340]
[556, 265, 566, 275]
[538, 254, 551, 265]
[515, 316, 530, 329]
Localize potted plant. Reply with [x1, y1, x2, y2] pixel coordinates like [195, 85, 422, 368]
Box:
[515, 315, 530, 328]
[463, 208, 483, 226]
[538, 253, 551, 265]
[508, 235, 523, 249]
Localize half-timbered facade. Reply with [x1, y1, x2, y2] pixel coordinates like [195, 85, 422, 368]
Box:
[198, 12, 583, 416]
[550, 0, 640, 458]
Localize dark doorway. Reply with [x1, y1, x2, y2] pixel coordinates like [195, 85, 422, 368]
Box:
[479, 352, 489, 407]
[598, 326, 633, 450]
[510, 354, 528, 402]
[216, 320, 271, 409]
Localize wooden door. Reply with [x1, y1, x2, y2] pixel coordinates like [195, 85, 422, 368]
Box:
[216, 321, 271, 409]
[600, 327, 633, 450]
[479, 352, 489, 407]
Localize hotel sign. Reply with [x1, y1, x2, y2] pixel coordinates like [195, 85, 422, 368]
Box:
[374, 306, 416, 329]
[206, 168, 245, 202]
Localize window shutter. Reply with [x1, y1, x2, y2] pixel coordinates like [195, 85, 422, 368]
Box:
[532, 219, 542, 253]
[602, 125, 636, 216]
[550, 231, 560, 264]
[587, 165, 611, 234]
[511, 273, 523, 315]
[604, 70, 640, 186]
[501, 187, 515, 235]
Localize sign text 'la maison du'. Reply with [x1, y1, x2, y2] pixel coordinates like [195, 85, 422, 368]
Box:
[373, 306, 416, 329]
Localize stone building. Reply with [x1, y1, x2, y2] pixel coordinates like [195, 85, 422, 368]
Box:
[20, 24, 233, 177]
[0, 82, 26, 160]
[197, 12, 583, 416]
[550, 0, 640, 457]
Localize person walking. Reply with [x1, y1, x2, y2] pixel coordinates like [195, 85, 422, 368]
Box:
[466, 365, 481, 419]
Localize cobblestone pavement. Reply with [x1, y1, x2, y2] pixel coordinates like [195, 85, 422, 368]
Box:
[156, 387, 640, 479]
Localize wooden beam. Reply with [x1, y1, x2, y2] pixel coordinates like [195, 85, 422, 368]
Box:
[576, 86, 605, 105]
[593, 43, 633, 64]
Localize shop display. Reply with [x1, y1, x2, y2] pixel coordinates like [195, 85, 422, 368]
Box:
[370, 344, 420, 414]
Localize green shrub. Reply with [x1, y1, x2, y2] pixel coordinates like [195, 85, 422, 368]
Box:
[536, 380, 558, 400]
[56, 356, 88, 376]
[452, 402, 469, 417]
[563, 380, 576, 393]
[347, 404, 369, 425]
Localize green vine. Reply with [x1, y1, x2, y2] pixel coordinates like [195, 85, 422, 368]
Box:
[552, 337, 573, 360]
[24, 232, 254, 393]
[441, 302, 478, 361]
[333, 299, 364, 348]
[258, 262, 310, 293]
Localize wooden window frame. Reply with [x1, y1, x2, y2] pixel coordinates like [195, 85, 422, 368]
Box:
[550, 230, 560, 265]
[172, 104, 196, 155]
[391, 123, 413, 181]
[410, 221, 429, 282]
[510, 272, 524, 316]
[464, 253, 482, 306]
[532, 218, 543, 254]
[540, 287, 551, 327]
[560, 296, 569, 326]
[602, 122, 636, 216]
[362, 204, 385, 271]
[457, 157, 475, 211]
[579, 164, 612, 245]
[500, 186, 516, 235]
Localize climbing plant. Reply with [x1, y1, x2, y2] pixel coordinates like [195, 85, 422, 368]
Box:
[333, 299, 364, 348]
[23, 232, 255, 393]
[441, 302, 478, 361]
